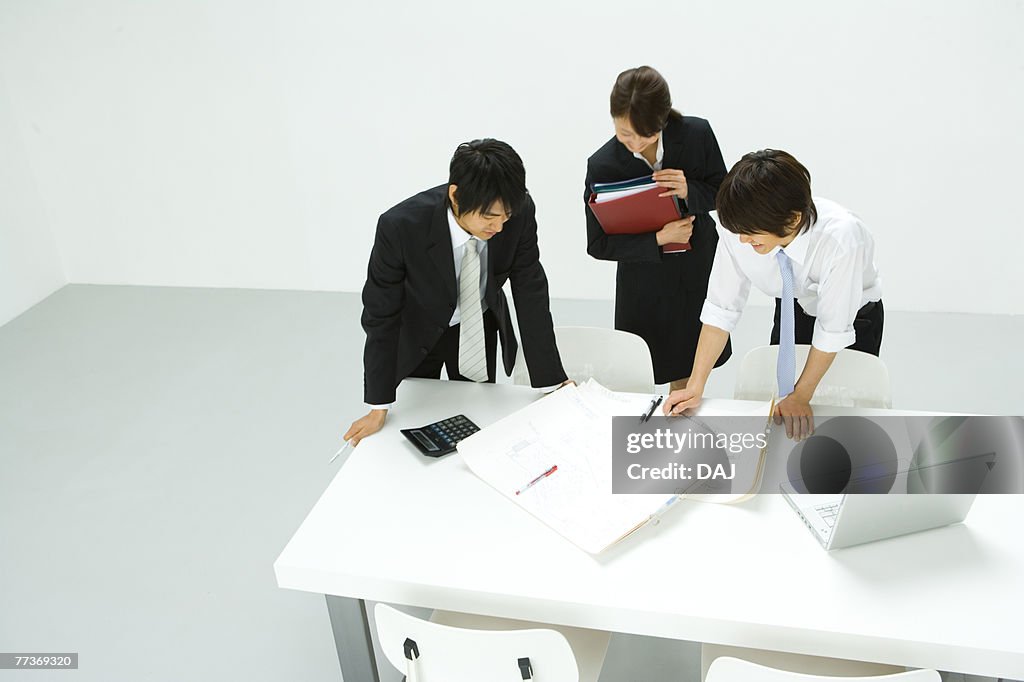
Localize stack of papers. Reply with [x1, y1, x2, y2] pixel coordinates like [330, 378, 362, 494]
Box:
[592, 176, 661, 204]
[457, 380, 772, 554]
[587, 174, 690, 252]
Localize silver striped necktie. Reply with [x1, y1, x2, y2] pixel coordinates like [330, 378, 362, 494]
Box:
[458, 239, 488, 382]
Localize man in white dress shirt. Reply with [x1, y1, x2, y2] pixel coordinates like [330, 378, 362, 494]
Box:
[663, 150, 883, 440]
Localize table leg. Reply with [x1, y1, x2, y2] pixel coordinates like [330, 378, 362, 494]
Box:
[325, 595, 380, 682]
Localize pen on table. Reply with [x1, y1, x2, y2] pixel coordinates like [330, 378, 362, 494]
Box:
[652, 494, 680, 522]
[515, 465, 558, 496]
[640, 395, 663, 423]
[329, 439, 353, 464]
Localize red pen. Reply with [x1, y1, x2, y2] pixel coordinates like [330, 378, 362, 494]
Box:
[515, 465, 558, 495]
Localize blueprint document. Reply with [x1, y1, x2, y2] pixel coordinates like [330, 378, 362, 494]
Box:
[457, 380, 679, 554]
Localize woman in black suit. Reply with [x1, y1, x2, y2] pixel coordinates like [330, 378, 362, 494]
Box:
[585, 65, 731, 389]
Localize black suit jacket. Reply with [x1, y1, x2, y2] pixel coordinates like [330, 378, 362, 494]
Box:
[361, 185, 567, 404]
[584, 115, 727, 289]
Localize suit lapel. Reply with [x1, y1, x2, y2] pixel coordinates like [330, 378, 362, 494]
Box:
[484, 230, 501, 304]
[614, 143, 654, 178]
[426, 202, 458, 304]
[660, 120, 688, 211]
[662, 125, 685, 171]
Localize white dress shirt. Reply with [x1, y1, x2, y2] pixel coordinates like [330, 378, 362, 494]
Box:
[447, 208, 488, 326]
[700, 197, 882, 353]
[632, 132, 665, 171]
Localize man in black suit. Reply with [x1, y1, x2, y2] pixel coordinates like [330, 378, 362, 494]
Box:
[344, 139, 569, 445]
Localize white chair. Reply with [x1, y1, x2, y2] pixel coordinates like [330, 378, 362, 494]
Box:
[733, 345, 892, 408]
[375, 603, 609, 682]
[713, 345, 893, 675]
[513, 326, 655, 393]
[705, 656, 939, 682]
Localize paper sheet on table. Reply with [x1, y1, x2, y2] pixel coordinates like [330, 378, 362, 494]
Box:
[457, 381, 677, 554]
[681, 399, 775, 504]
[576, 380, 774, 504]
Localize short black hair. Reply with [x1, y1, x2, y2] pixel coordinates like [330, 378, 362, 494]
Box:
[716, 149, 818, 238]
[447, 139, 527, 217]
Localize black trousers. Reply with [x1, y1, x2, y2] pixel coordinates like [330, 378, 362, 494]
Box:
[770, 299, 884, 356]
[409, 310, 498, 383]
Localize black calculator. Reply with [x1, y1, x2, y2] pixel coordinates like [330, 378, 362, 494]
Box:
[400, 415, 480, 457]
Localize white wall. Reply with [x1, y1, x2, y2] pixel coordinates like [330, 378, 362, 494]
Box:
[1, 0, 1021, 314]
[0, 70, 65, 327]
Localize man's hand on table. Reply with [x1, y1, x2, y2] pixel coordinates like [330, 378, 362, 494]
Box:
[343, 409, 387, 447]
[774, 393, 814, 441]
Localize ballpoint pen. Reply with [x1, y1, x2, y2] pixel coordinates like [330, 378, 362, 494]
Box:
[329, 439, 353, 464]
[515, 465, 558, 495]
[640, 396, 663, 423]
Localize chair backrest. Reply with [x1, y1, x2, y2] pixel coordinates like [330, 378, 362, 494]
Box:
[734, 345, 892, 408]
[374, 604, 579, 682]
[513, 326, 655, 393]
[706, 657, 940, 682]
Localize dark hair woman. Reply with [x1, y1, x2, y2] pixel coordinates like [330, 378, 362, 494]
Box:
[585, 65, 731, 390]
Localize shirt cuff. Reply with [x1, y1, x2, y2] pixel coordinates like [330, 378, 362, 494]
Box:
[365, 402, 392, 412]
[699, 300, 742, 333]
[811, 323, 856, 354]
[537, 383, 562, 394]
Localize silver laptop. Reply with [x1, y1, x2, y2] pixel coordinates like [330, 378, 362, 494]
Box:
[775, 416, 996, 550]
[781, 490, 977, 550]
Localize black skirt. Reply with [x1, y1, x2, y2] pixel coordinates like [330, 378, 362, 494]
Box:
[615, 253, 732, 384]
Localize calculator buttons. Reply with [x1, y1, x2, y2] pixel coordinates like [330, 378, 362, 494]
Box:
[402, 415, 481, 458]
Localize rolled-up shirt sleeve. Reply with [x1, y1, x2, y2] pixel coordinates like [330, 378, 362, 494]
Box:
[811, 241, 864, 352]
[700, 234, 751, 333]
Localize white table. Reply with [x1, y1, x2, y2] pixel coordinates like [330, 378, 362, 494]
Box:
[274, 379, 1024, 681]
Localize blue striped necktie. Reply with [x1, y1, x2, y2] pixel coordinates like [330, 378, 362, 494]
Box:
[776, 249, 796, 398]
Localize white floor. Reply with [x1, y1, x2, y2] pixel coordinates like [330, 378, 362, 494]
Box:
[1, 285, 1021, 682]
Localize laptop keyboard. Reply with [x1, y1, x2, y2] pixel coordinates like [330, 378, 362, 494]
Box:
[814, 502, 841, 528]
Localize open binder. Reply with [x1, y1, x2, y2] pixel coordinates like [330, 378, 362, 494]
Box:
[588, 175, 691, 253]
[457, 381, 773, 554]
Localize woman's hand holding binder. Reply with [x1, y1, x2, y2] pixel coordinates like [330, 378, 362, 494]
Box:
[656, 216, 694, 246]
[653, 169, 688, 199]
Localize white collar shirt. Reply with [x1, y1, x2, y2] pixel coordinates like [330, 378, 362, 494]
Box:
[632, 132, 665, 171]
[700, 198, 882, 353]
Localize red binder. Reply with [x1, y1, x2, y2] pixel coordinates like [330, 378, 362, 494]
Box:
[587, 185, 691, 253]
